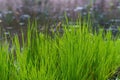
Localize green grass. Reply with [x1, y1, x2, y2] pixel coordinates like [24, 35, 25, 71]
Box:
[0, 21, 120, 80]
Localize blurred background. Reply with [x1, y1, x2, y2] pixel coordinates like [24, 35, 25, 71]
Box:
[0, 0, 120, 40]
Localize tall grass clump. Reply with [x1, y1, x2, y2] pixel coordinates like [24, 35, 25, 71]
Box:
[0, 21, 120, 80]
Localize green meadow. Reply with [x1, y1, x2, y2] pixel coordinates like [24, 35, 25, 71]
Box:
[0, 21, 120, 80]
